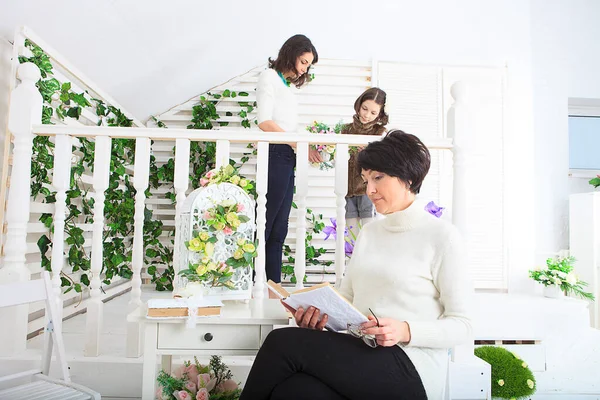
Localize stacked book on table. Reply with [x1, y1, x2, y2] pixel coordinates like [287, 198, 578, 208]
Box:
[146, 297, 223, 318]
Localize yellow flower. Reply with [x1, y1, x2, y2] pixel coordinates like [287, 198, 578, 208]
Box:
[196, 265, 208, 276]
[325, 145, 336, 154]
[226, 212, 238, 224]
[223, 164, 235, 176]
[199, 232, 210, 241]
[237, 238, 246, 246]
[497, 379, 504, 386]
[230, 175, 240, 185]
[188, 238, 203, 252]
[231, 219, 241, 228]
[522, 361, 528, 368]
[527, 379, 534, 389]
[214, 221, 225, 231]
[204, 242, 215, 257]
[239, 179, 248, 187]
[233, 249, 244, 260]
[207, 262, 217, 271]
[201, 257, 210, 265]
[243, 243, 256, 253]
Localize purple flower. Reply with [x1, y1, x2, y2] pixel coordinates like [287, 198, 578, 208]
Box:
[322, 218, 338, 240]
[344, 240, 354, 257]
[425, 201, 445, 218]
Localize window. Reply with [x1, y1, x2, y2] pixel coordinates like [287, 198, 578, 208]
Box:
[569, 116, 600, 170]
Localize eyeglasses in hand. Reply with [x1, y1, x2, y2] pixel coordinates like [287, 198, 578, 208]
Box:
[347, 308, 379, 348]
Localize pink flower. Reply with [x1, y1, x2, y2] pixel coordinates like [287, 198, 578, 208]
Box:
[172, 365, 185, 379]
[205, 170, 215, 179]
[218, 263, 228, 272]
[155, 387, 165, 400]
[216, 379, 239, 393]
[197, 373, 211, 389]
[196, 388, 209, 400]
[184, 364, 199, 385]
[174, 390, 191, 400]
[203, 211, 211, 220]
[197, 374, 216, 392]
[199, 178, 209, 187]
[223, 226, 233, 235]
[185, 381, 197, 395]
[237, 203, 244, 212]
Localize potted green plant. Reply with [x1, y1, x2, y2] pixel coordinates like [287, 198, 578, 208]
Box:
[590, 175, 600, 189]
[528, 256, 595, 300]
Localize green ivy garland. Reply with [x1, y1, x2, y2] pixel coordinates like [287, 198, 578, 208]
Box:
[20, 39, 331, 294]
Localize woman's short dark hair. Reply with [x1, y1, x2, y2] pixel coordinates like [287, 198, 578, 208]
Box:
[354, 87, 389, 126]
[269, 34, 318, 88]
[357, 129, 431, 194]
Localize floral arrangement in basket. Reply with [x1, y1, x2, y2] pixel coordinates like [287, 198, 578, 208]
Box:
[179, 199, 257, 290]
[306, 120, 344, 171]
[528, 256, 595, 300]
[177, 165, 257, 291]
[199, 164, 255, 197]
[156, 355, 241, 400]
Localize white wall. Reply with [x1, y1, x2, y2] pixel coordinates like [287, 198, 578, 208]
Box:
[530, 0, 600, 266]
[0, 0, 544, 291]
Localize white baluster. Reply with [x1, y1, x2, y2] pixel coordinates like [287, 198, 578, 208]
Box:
[0, 62, 42, 356]
[172, 138, 190, 279]
[50, 133, 72, 321]
[85, 135, 111, 357]
[334, 143, 349, 287]
[252, 142, 269, 299]
[294, 142, 309, 289]
[215, 139, 230, 169]
[129, 138, 151, 310]
[448, 81, 474, 362]
[448, 81, 469, 237]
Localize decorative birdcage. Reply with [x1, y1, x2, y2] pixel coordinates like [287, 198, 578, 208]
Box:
[176, 183, 255, 301]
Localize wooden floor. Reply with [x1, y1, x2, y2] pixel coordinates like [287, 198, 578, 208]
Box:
[1, 287, 599, 399]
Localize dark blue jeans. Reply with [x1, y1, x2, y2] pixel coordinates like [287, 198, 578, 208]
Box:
[265, 144, 296, 283]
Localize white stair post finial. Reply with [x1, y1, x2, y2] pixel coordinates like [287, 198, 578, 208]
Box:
[0, 62, 42, 355]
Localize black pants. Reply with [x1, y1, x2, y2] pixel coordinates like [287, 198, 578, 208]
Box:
[240, 328, 427, 400]
[264, 144, 296, 283]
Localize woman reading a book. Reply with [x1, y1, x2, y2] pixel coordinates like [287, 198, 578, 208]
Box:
[240, 130, 473, 400]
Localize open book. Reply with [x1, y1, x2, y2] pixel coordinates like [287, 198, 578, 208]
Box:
[267, 280, 368, 332]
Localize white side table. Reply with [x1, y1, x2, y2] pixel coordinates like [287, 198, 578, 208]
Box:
[139, 298, 289, 400]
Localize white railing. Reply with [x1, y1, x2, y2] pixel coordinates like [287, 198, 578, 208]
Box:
[1, 61, 471, 359]
[0, 26, 145, 357]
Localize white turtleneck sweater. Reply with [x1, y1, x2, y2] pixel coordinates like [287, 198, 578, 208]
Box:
[338, 200, 473, 400]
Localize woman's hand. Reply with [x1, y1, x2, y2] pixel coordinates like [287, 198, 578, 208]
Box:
[360, 316, 411, 347]
[281, 301, 328, 330]
[308, 149, 323, 163]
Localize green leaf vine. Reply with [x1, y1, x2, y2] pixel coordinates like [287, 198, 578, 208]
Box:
[21, 38, 330, 294]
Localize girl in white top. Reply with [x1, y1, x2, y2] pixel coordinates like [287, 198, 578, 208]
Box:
[241, 130, 473, 400]
[256, 34, 321, 285]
